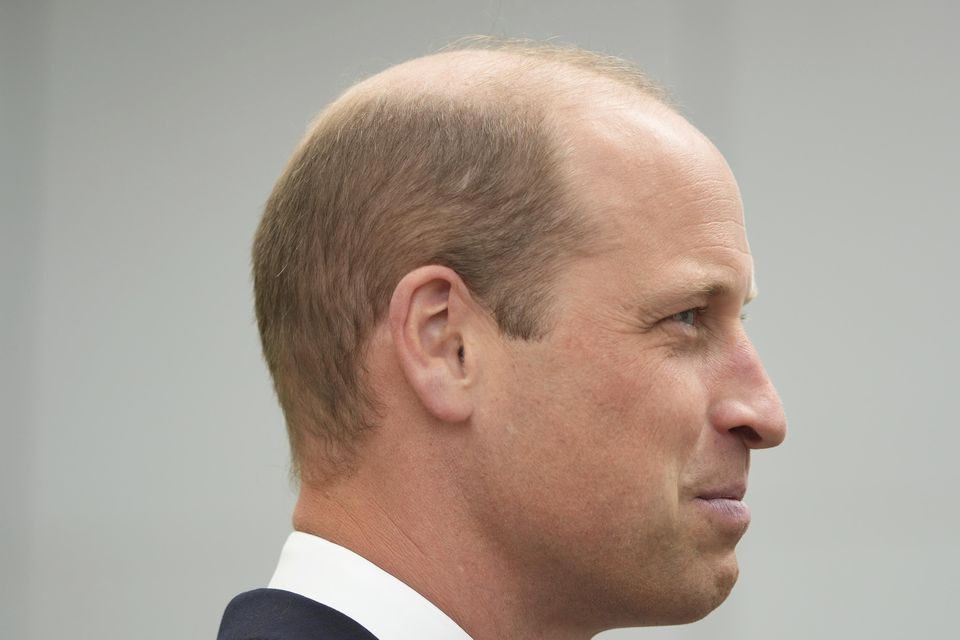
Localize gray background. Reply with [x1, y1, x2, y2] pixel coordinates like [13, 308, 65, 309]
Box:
[2, 1, 957, 638]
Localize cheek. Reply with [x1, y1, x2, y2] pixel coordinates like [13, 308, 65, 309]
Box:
[585, 345, 705, 453]
[525, 344, 707, 523]
[487, 334, 707, 499]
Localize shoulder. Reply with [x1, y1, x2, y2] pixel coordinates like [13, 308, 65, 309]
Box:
[217, 588, 380, 640]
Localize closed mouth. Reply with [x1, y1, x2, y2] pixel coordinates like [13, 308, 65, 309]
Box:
[697, 486, 747, 501]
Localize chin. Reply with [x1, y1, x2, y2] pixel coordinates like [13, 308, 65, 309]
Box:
[653, 557, 741, 626]
[691, 558, 741, 622]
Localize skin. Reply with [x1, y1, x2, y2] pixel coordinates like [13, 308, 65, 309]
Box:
[293, 53, 787, 640]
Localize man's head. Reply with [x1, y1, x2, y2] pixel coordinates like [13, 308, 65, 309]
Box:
[253, 39, 786, 634]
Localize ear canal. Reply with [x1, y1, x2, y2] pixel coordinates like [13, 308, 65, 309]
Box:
[457, 345, 465, 364]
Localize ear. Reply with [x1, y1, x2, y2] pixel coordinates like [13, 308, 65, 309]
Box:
[389, 266, 479, 423]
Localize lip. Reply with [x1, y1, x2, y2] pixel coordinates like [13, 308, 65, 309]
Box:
[696, 483, 747, 501]
[694, 483, 750, 532]
[694, 497, 752, 532]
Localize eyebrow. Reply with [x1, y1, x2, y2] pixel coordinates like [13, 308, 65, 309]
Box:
[689, 276, 757, 305]
[627, 264, 760, 318]
[634, 274, 757, 319]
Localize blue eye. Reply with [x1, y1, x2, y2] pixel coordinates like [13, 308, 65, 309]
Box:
[670, 308, 702, 326]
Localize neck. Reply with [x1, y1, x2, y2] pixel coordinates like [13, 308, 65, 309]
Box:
[292, 441, 598, 640]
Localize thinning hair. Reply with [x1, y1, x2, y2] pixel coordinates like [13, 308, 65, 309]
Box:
[252, 38, 668, 482]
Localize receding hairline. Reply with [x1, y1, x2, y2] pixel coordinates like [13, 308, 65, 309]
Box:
[301, 43, 680, 263]
[325, 44, 681, 240]
[333, 43, 673, 128]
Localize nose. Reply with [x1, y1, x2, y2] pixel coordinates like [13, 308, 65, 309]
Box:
[709, 335, 787, 449]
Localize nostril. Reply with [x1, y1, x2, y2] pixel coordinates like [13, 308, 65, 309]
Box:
[731, 425, 761, 443]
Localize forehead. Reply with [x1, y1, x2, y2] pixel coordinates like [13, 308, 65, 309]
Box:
[560, 99, 753, 297]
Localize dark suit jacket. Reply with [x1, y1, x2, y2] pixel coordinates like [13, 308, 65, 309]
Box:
[217, 589, 380, 640]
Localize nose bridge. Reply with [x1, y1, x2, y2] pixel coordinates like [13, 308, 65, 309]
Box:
[711, 331, 787, 448]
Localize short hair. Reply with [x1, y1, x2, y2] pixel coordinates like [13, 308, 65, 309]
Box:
[252, 38, 667, 481]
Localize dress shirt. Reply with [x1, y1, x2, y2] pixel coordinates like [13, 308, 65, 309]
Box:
[268, 531, 473, 640]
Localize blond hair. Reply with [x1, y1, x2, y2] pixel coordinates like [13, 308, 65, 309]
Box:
[252, 39, 667, 481]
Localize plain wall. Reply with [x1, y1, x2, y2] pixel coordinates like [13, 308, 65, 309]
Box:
[2, 1, 957, 638]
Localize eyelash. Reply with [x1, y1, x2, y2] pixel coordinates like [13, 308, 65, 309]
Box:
[667, 308, 749, 329]
[670, 307, 706, 327]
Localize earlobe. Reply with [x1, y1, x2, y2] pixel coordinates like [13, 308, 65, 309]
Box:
[389, 266, 476, 424]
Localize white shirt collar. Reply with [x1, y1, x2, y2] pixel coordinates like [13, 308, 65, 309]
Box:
[268, 531, 473, 640]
